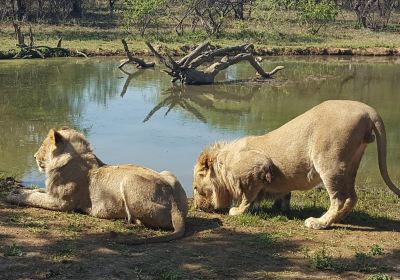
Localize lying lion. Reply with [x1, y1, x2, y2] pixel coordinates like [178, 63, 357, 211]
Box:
[6, 127, 188, 243]
[193, 100, 400, 229]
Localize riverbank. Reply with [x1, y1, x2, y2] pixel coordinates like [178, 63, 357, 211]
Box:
[0, 176, 399, 279]
[1, 11, 400, 60]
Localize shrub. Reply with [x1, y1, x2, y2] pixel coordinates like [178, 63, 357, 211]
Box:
[297, 0, 339, 34]
[123, 0, 167, 36]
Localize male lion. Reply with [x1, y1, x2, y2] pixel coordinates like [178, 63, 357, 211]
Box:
[6, 127, 188, 243]
[193, 100, 400, 229]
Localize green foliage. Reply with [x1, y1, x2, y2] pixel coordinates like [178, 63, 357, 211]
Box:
[4, 243, 23, 257]
[370, 244, 384, 256]
[124, 0, 167, 36]
[367, 274, 393, 280]
[159, 270, 182, 280]
[297, 0, 338, 34]
[308, 247, 335, 270]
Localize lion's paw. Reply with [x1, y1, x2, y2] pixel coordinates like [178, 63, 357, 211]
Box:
[304, 217, 328, 230]
[229, 207, 242, 216]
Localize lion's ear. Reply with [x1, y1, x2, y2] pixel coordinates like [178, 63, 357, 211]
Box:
[48, 129, 63, 145]
[263, 160, 275, 183]
[198, 150, 214, 171]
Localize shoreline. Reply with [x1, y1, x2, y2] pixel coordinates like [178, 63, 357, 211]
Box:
[2, 46, 400, 60]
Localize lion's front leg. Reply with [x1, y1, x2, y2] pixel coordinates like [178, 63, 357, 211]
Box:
[6, 189, 70, 211]
[229, 195, 252, 215]
[229, 186, 262, 216]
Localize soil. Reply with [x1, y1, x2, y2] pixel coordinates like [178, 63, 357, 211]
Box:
[0, 179, 399, 280]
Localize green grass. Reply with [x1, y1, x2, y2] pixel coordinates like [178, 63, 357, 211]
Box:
[3, 243, 23, 257]
[367, 274, 394, 280]
[306, 245, 391, 273]
[308, 247, 336, 271]
[49, 240, 79, 262]
[159, 270, 182, 280]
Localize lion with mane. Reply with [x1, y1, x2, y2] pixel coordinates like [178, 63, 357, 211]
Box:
[7, 127, 188, 243]
[193, 100, 400, 229]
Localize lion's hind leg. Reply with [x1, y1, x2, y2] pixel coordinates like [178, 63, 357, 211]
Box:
[305, 173, 357, 229]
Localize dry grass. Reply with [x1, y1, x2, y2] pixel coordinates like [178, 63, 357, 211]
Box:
[0, 11, 399, 57]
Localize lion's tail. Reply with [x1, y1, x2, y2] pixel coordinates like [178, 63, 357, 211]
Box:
[369, 110, 400, 197]
[118, 201, 186, 245]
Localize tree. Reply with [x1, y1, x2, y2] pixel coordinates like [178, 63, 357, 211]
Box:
[352, 0, 395, 29]
[192, 0, 234, 36]
[109, 0, 117, 16]
[70, 0, 83, 18]
[16, 0, 26, 20]
[124, 0, 167, 36]
[298, 0, 339, 34]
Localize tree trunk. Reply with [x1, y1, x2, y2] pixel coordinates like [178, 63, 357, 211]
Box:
[109, 0, 115, 16]
[233, 0, 245, 20]
[15, 0, 26, 20]
[145, 42, 284, 85]
[70, 0, 83, 18]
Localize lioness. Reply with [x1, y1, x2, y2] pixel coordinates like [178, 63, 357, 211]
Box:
[193, 100, 400, 229]
[6, 127, 188, 243]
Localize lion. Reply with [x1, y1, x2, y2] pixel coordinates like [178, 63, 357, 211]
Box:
[193, 100, 400, 229]
[6, 127, 188, 243]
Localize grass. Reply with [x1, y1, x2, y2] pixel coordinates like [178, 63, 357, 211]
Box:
[159, 270, 183, 280]
[49, 240, 79, 262]
[3, 243, 23, 257]
[1, 10, 399, 58]
[0, 173, 399, 279]
[306, 244, 392, 273]
[367, 274, 394, 280]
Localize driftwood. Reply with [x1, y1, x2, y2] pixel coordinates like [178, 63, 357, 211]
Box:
[118, 39, 155, 69]
[11, 23, 86, 59]
[145, 42, 284, 85]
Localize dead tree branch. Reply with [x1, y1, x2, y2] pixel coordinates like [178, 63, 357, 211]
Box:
[11, 23, 86, 59]
[119, 39, 155, 69]
[146, 42, 284, 85]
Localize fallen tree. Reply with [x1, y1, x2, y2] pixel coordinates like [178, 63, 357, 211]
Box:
[145, 42, 284, 85]
[11, 22, 87, 59]
[118, 39, 155, 69]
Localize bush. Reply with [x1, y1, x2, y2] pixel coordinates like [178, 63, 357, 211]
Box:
[297, 0, 339, 34]
[124, 0, 167, 36]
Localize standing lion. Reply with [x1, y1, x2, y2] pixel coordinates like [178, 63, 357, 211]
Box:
[193, 100, 400, 229]
[6, 127, 188, 243]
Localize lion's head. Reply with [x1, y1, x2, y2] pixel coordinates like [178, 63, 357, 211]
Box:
[34, 127, 94, 172]
[193, 143, 232, 211]
[193, 142, 276, 212]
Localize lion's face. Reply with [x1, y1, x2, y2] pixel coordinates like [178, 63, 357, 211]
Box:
[193, 162, 215, 211]
[34, 129, 63, 172]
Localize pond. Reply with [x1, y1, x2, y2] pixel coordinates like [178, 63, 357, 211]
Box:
[1, 56, 399, 196]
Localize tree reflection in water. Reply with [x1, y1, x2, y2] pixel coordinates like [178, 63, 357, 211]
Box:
[141, 84, 260, 123]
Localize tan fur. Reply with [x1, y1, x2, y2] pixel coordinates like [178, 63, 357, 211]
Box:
[193, 100, 400, 229]
[6, 127, 188, 243]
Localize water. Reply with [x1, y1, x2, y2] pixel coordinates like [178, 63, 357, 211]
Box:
[1, 56, 399, 195]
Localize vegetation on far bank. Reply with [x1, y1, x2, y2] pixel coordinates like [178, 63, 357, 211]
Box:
[1, 1, 400, 59]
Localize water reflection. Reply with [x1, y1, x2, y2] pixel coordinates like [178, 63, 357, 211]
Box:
[143, 84, 256, 123]
[0, 57, 399, 194]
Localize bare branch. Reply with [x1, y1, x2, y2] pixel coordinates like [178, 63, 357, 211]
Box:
[146, 41, 284, 85]
[120, 39, 154, 69]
